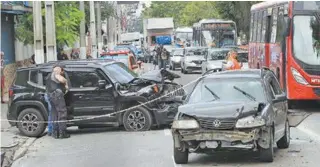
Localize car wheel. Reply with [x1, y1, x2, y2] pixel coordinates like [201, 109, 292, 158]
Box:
[277, 120, 290, 149]
[259, 127, 274, 162]
[123, 106, 152, 131]
[17, 108, 46, 137]
[174, 145, 189, 164]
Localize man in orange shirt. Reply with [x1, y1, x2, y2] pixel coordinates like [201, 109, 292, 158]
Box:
[224, 50, 242, 70]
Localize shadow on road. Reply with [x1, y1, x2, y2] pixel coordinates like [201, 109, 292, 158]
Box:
[292, 100, 320, 112]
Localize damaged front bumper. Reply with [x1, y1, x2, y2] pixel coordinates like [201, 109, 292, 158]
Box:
[172, 128, 271, 151]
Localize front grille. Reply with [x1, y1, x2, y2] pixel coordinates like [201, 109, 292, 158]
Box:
[196, 117, 236, 130]
[192, 60, 202, 65]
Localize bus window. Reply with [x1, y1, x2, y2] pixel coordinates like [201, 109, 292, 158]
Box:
[250, 14, 254, 42]
[253, 13, 257, 42]
[266, 9, 273, 43]
[261, 10, 267, 43]
[257, 11, 262, 42]
[276, 6, 285, 43]
[270, 7, 278, 43]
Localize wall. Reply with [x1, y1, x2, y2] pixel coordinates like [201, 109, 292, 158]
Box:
[1, 14, 15, 65]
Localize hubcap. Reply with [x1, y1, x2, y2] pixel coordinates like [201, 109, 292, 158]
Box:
[127, 110, 146, 131]
[21, 113, 39, 132]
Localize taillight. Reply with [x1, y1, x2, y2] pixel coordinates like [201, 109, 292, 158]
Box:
[9, 89, 13, 98]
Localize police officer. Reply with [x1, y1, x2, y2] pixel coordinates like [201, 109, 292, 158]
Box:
[47, 64, 70, 139]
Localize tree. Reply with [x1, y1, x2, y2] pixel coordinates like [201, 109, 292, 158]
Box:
[15, 1, 84, 47]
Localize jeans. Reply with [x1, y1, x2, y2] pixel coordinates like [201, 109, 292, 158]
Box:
[44, 94, 52, 133]
[158, 59, 168, 70]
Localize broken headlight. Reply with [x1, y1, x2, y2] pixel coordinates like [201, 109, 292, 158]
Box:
[235, 115, 266, 128]
[172, 115, 199, 130]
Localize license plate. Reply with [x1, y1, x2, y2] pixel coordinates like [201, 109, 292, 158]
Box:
[205, 141, 218, 148]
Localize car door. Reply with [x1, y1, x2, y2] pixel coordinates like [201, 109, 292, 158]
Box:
[266, 74, 286, 141]
[66, 68, 116, 122]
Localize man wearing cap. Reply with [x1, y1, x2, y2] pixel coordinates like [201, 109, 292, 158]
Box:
[46, 64, 70, 138]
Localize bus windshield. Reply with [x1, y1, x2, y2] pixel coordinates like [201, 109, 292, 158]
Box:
[175, 32, 193, 41]
[293, 15, 320, 65]
[201, 23, 236, 48]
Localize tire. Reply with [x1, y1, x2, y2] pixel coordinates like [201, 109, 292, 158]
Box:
[277, 120, 290, 149]
[123, 106, 153, 131]
[259, 127, 274, 162]
[174, 147, 189, 164]
[17, 108, 46, 137]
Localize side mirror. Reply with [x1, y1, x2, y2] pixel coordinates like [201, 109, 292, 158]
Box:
[98, 80, 107, 89]
[272, 94, 287, 103]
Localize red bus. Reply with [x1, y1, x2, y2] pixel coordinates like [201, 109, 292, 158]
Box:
[249, 1, 320, 106]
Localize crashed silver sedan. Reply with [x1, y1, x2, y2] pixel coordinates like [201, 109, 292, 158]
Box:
[171, 69, 309, 164]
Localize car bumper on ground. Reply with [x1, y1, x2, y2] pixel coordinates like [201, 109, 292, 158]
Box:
[172, 128, 269, 151]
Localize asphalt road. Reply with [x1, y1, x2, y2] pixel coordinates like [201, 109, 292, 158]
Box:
[11, 64, 320, 167]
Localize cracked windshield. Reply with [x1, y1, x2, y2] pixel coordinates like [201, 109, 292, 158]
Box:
[1, 1, 320, 167]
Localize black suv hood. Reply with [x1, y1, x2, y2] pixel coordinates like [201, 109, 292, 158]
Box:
[179, 101, 261, 119]
[138, 69, 180, 82]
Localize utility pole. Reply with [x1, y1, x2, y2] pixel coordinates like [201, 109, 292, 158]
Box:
[89, 1, 97, 58]
[45, 1, 57, 62]
[33, 1, 44, 64]
[96, 2, 102, 54]
[79, 1, 86, 59]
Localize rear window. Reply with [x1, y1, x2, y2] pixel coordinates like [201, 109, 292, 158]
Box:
[14, 70, 29, 87]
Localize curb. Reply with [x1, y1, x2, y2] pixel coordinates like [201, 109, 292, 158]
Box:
[13, 138, 37, 161]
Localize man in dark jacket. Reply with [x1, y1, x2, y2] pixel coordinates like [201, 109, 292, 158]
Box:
[47, 64, 70, 139]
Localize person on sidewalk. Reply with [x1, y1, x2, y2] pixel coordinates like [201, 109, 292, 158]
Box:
[47, 64, 70, 139]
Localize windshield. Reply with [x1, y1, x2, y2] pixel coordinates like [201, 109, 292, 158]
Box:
[176, 32, 193, 41]
[186, 49, 207, 56]
[293, 15, 320, 65]
[237, 52, 248, 62]
[201, 23, 236, 48]
[209, 50, 229, 60]
[104, 63, 138, 84]
[187, 78, 265, 104]
[173, 50, 184, 56]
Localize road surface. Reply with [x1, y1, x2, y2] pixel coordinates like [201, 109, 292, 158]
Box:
[11, 64, 320, 167]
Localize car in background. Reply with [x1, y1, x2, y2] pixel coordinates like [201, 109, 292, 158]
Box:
[7, 60, 186, 137]
[171, 68, 308, 164]
[114, 44, 144, 62]
[180, 47, 207, 74]
[201, 48, 232, 74]
[100, 50, 143, 75]
[169, 48, 185, 70]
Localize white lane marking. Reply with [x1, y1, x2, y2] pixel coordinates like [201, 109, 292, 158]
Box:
[297, 123, 320, 141]
[172, 156, 182, 167]
[164, 129, 172, 136]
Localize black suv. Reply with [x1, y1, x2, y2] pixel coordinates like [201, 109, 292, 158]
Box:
[172, 68, 308, 164]
[8, 59, 185, 137]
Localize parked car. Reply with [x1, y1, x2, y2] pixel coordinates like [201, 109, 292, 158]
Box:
[169, 48, 185, 70]
[180, 47, 207, 74]
[201, 48, 232, 74]
[100, 50, 143, 75]
[7, 60, 186, 137]
[171, 68, 308, 164]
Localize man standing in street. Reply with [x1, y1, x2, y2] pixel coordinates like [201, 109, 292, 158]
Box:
[47, 64, 70, 139]
[161, 48, 169, 70]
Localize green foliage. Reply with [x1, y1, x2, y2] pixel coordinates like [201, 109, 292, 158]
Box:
[15, 1, 84, 47]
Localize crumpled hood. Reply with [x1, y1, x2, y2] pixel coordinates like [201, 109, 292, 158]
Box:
[179, 101, 261, 119]
[185, 56, 205, 62]
[139, 69, 181, 82]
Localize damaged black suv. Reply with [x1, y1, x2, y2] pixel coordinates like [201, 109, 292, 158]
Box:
[7, 59, 185, 137]
[172, 68, 308, 164]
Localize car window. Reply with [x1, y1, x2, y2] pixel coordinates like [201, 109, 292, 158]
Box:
[30, 70, 38, 84]
[269, 75, 282, 96]
[68, 71, 102, 88]
[104, 63, 137, 84]
[237, 52, 248, 62]
[209, 51, 228, 60]
[187, 78, 266, 104]
[130, 56, 136, 65]
[14, 70, 29, 87]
